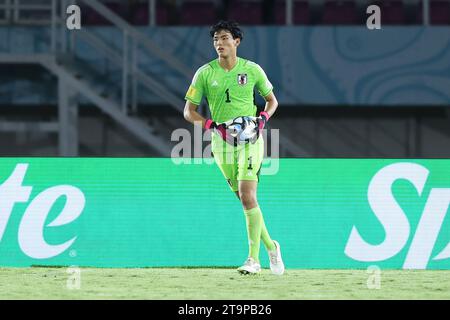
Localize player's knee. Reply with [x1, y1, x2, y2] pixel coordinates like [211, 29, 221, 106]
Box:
[239, 190, 257, 209]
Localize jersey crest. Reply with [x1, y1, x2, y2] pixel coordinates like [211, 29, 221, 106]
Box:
[237, 74, 248, 86]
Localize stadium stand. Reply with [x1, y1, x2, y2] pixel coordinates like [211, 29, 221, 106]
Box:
[1, 0, 449, 157]
[181, 0, 218, 25]
[3, 0, 448, 26]
[424, 0, 450, 24]
[372, 0, 407, 24]
[321, 0, 359, 24]
[227, 0, 264, 25]
[274, 0, 310, 24]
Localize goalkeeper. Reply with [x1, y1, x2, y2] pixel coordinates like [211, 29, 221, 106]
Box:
[183, 20, 284, 275]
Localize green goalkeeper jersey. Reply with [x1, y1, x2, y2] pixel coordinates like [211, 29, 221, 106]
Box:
[185, 57, 273, 152]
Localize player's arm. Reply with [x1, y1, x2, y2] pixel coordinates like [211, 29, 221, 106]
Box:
[183, 101, 207, 127]
[183, 101, 229, 142]
[262, 91, 278, 119]
[255, 64, 278, 129]
[256, 92, 278, 130]
[184, 66, 231, 141]
[184, 67, 215, 129]
[184, 97, 231, 145]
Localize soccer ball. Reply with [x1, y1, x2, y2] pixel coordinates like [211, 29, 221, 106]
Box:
[227, 116, 258, 144]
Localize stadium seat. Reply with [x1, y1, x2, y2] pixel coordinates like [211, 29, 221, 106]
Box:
[227, 0, 263, 25]
[82, 2, 127, 25]
[131, 2, 149, 25]
[275, 0, 310, 25]
[416, 0, 450, 25]
[81, 5, 109, 25]
[322, 1, 358, 25]
[82, 1, 171, 26]
[131, 2, 169, 25]
[429, 0, 450, 24]
[181, 1, 217, 25]
[376, 0, 406, 25]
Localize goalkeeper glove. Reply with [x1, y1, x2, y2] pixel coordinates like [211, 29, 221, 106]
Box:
[204, 119, 236, 146]
[257, 111, 270, 130]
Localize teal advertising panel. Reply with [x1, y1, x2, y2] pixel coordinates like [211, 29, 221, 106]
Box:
[0, 158, 449, 269]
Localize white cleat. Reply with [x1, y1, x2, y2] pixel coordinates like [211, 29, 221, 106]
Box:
[268, 240, 285, 275]
[237, 257, 261, 275]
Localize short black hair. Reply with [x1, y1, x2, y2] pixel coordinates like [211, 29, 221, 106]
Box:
[210, 20, 243, 41]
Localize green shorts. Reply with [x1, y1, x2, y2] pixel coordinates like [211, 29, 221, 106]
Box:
[212, 135, 264, 192]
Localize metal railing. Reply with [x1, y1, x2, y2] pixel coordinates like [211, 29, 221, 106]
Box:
[52, 0, 190, 116]
[0, 0, 316, 157]
[0, 0, 53, 25]
[0, 0, 157, 26]
[423, 0, 430, 25]
[0, 0, 183, 156]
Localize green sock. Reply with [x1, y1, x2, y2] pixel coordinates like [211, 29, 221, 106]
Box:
[244, 207, 262, 263]
[260, 212, 276, 251]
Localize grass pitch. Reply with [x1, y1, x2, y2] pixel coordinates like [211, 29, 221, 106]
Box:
[0, 267, 450, 299]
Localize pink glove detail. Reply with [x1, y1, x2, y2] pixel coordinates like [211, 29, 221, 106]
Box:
[258, 111, 270, 130]
[204, 119, 214, 130]
[260, 111, 270, 121]
[215, 125, 227, 141]
[204, 119, 232, 144]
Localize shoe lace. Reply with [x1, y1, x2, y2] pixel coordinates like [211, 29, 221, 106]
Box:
[269, 247, 280, 264]
[269, 253, 279, 264]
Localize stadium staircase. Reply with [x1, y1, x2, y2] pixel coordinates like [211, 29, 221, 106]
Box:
[0, 0, 308, 157]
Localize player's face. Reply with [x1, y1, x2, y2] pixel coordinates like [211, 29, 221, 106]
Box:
[213, 30, 240, 58]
